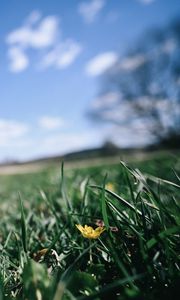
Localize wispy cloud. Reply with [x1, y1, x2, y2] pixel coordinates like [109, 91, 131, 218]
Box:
[118, 54, 146, 71]
[0, 119, 29, 146]
[41, 40, 82, 69]
[25, 10, 42, 26]
[6, 13, 59, 49]
[78, 0, 105, 23]
[40, 130, 105, 156]
[85, 52, 118, 76]
[7, 47, 29, 72]
[108, 125, 153, 147]
[91, 92, 120, 109]
[161, 38, 177, 54]
[6, 11, 82, 72]
[38, 116, 65, 130]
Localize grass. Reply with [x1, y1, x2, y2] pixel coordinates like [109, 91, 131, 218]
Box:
[0, 153, 179, 299]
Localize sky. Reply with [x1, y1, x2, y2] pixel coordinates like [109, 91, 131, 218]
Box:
[0, 0, 179, 162]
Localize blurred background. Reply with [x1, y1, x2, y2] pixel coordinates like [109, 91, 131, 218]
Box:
[0, 0, 180, 164]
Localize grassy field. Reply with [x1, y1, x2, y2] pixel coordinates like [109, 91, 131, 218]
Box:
[0, 152, 179, 299]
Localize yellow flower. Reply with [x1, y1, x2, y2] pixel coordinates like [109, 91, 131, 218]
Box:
[106, 182, 115, 192]
[76, 224, 105, 239]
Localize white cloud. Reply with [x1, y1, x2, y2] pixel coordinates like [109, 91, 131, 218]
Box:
[0, 127, 108, 162]
[95, 96, 179, 144]
[8, 47, 29, 72]
[38, 116, 65, 130]
[6, 12, 59, 72]
[85, 52, 118, 76]
[78, 0, 105, 23]
[0, 119, 29, 146]
[6, 15, 59, 49]
[40, 130, 105, 156]
[25, 10, 42, 26]
[41, 40, 82, 69]
[119, 54, 146, 71]
[161, 39, 176, 54]
[99, 103, 133, 124]
[91, 92, 120, 109]
[6, 11, 82, 72]
[109, 125, 153, 147]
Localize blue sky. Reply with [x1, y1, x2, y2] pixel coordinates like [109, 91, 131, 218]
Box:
[0, 0, 179, 161]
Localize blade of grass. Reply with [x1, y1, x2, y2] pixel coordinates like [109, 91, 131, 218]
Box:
[19, 192, 27, 254]
[146, 226, 180, 249]
[89, 185, 143, 217]
[3, 230, 13, 250]
[53, 242, 97, 300]
[77, 273, 144, 300]
[0, 272, 4, 300]
[108, 202, 145, 240]
[60, 162, 72, 211]
[145, 174, 180, 189]
[101, 174, 111, 235]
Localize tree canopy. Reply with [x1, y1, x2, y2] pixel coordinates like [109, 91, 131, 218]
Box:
[89, 18, 180, 148]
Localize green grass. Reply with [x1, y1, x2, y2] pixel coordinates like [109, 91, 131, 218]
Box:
[0, 153, 180, 299]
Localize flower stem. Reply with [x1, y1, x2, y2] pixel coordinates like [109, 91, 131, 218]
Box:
[89, 241, 93, 264]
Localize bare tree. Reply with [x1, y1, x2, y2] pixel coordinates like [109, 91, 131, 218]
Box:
[88, 18, 180, 148]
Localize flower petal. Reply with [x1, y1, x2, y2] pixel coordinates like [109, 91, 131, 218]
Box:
[76, 224, 105, 239]
[76, 224, 84, 234]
